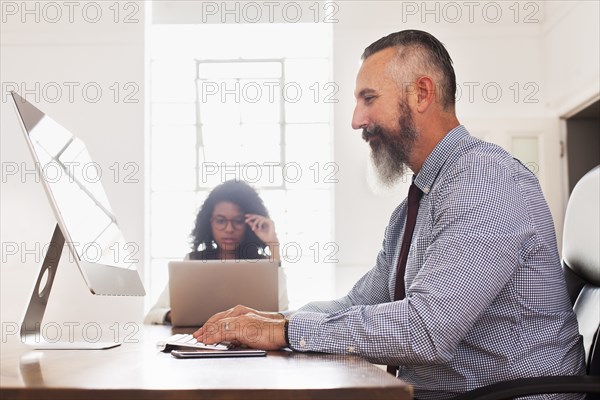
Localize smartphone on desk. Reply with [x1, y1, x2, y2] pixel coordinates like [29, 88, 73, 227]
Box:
[171, 349, 267, 359]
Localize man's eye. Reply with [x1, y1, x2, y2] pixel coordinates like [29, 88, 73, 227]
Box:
[364, 96, 375, 104]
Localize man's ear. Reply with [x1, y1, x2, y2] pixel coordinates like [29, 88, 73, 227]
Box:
[415, 76, 436, 113]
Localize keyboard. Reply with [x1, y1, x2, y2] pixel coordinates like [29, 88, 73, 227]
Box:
[156, 333, 231, 352]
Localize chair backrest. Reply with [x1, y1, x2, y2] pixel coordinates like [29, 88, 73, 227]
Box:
[562, 166, 600, 374]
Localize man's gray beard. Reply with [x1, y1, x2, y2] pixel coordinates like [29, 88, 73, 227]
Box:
[369, 103, 418, 187]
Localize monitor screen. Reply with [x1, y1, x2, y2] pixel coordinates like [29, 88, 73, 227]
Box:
[11, 92, 145, 296]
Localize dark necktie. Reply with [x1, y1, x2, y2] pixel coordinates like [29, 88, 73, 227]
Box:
[387, 182, 423, 376]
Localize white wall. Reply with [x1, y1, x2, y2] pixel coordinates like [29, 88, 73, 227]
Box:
[1, 1, 146, 338]
[542, 0, 600, 116]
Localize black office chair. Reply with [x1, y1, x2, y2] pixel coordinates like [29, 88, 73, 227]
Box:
[452, 166, 600, 400]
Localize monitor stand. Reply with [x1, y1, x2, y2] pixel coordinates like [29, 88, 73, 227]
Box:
[20, 224, 121, 350]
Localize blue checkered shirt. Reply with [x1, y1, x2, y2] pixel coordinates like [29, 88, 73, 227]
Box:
[288, 125, 586, 399]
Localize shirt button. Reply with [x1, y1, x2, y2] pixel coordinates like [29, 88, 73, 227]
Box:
[299, 339, 307, 347]
[423, 186, 430, 194]
[347, 346, 356, 353]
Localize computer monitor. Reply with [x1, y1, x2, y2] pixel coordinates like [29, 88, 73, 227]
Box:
[10, 91, 145, 349]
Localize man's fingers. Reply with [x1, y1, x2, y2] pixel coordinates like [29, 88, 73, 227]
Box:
[194, 305, 256, 338]
[201, 309, 228, 328]
[198, 318, 236, 344]
[198, 314, 287, 350]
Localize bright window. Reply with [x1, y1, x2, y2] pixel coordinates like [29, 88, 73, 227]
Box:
[148, 23, 335, 310]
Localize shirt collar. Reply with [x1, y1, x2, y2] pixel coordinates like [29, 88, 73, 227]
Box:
[413, 125, 470, 194]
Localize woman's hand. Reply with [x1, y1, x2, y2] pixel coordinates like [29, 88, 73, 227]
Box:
[245, 214, 280, 261]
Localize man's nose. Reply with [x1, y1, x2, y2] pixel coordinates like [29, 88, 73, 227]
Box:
[351, 105, 367, 130]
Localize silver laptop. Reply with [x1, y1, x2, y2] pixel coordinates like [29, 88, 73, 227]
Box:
[168, 259, 279, 327]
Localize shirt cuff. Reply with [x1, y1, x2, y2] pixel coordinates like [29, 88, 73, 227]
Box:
[287, 311, 327, 352]
[278, 310, 296, 318]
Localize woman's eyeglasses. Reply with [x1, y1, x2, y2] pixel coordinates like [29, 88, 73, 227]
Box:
[211, 216, 246, 230]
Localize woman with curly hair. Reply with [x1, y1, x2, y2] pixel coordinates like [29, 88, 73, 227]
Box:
[144, 180, 288, 324]
[189, 180, 279, 261]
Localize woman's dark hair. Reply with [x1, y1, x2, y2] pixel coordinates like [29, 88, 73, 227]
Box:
[189, 180, 270, 260]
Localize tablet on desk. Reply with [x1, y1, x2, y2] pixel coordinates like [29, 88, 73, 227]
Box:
[171, 349, 267, 358]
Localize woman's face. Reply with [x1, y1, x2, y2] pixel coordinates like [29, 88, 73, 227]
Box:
[210, 201, 246, 257]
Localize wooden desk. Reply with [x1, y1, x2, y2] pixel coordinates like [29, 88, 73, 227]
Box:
[1, 325, 412, 400]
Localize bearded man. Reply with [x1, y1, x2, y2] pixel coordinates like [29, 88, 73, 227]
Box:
[194, 30, 585, 400]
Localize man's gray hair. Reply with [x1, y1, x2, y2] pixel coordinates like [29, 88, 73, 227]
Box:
[362, 30, 456, 111]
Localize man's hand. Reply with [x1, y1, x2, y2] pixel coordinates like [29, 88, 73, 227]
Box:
[192, 310, 287, 350]
[198, 304, 284, 327]
[192, 305, 286, 350]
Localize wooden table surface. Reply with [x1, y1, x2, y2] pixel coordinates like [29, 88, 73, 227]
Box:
[1, 325, 412, 400]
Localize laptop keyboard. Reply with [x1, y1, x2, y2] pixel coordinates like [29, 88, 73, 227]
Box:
[157, 333, 231, 352]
